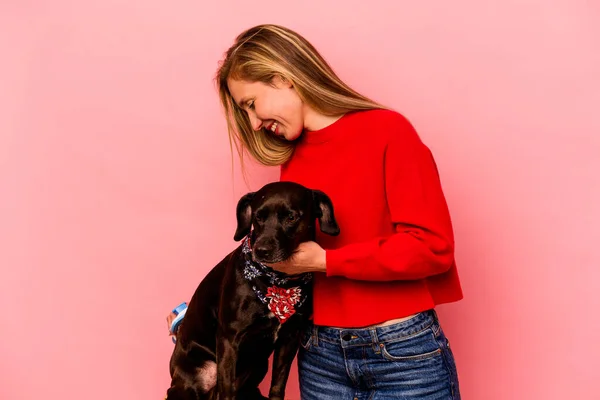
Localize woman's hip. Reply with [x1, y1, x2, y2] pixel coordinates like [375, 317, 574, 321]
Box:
[297, 309, 461, 399]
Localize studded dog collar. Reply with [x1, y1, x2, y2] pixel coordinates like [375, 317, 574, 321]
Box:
[241, 234, 312, 323]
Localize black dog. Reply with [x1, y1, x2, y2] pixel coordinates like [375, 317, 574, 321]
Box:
[166, 181, 339, 400]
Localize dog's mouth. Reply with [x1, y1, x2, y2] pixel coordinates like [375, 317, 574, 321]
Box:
[251, 248, 292, 265]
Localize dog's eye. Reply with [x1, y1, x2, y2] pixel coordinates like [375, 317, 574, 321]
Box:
[287, 212, 297, 221]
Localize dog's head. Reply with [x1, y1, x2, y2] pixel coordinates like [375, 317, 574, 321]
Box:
[233, 181, 340, 264]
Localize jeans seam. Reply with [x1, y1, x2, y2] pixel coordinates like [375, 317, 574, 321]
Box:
[432, 321, 441, 337]
[362, 345, 375, 389]
[342, 347, 359, 387]
[435, 330, 456, 399]
[380, 345, 442, 362]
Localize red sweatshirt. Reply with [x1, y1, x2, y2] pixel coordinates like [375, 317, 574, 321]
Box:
[280, 109, 463, 328]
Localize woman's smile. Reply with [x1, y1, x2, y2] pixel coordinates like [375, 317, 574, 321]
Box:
[267, 121, 279, 135]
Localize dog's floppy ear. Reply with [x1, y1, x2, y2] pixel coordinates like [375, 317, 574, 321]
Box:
[312, 190, 340, 236]
[234, 191, 255, 241]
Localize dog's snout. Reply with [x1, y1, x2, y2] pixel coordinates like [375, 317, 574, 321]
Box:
[252, 236, 281, 262]
[253, 245, 271, 260]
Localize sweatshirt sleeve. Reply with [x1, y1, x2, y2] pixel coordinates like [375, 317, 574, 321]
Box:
[325, 115, 456, 281]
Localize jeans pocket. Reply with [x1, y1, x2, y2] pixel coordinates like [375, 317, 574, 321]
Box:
[380, 329, 442, 362]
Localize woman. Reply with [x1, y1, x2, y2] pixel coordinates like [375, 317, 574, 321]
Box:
[168, 24, 463, 399]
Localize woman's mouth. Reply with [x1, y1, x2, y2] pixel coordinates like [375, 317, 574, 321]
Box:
[269, 121, 279, 134]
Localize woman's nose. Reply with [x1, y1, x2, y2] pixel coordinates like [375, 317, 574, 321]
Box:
[249, 113, 263, 131]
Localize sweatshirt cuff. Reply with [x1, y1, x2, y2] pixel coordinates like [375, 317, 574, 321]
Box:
[325, 248, 348, 278]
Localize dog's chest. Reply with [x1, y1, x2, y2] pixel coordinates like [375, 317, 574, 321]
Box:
[239, 236, 312, 326]
[245, 272, 311, 325]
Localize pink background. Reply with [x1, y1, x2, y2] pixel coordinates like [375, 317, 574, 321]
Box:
[1, 1, 599, 399]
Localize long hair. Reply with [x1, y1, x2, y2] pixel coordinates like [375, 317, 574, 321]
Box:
[215, 24, 386, 167]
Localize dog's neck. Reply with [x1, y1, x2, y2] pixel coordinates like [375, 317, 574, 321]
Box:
[241, 234, 312, 324]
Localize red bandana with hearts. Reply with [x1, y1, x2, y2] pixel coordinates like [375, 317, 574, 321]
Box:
[265, 286, 302, 323]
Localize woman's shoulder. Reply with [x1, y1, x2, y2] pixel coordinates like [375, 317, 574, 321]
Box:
[347, 108, 414, 129]
[346, 108, 419, 141]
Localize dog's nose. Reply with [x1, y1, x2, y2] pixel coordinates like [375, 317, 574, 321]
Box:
[254, 246, 271, 260]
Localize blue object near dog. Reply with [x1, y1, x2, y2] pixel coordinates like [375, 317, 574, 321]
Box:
[169, 302, 187, 344]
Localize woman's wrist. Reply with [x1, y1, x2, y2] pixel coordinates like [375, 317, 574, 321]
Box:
[315, 247, 327, 273]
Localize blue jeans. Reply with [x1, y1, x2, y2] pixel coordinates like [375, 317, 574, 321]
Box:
[297, 309, 461, 399]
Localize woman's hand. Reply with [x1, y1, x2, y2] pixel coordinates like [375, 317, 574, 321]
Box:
[265, 241, 327, 275]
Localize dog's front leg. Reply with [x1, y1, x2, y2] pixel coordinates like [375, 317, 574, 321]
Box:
[216, 333, 238, 400]
[268, 328, 301, 400]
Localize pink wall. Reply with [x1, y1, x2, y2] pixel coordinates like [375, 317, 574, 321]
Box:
[1, 1, 598, 399]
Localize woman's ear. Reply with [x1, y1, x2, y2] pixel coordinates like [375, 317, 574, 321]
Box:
[273, 75, 293, 88]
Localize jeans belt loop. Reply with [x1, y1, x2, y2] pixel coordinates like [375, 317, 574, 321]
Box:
[369, 328, 380, 354]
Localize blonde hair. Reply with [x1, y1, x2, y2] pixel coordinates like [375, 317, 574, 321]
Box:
[215, 24, 386, 167]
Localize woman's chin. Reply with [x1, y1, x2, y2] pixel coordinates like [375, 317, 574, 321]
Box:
[282, 130, 302, 141]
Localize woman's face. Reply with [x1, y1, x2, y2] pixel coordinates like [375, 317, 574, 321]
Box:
[227, 76, 305, 141]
